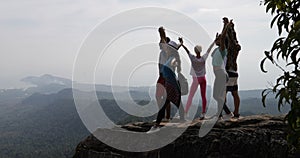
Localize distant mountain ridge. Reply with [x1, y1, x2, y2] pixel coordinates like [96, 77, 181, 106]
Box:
[19, 74, 152, 94]
[21, 74, 72, 87]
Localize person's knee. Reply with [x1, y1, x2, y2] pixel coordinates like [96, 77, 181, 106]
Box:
[188, 91, 196, 97]
[231, 91, 240, 97]
[231, 91, 238, 97]
[155, 95, 161, 100]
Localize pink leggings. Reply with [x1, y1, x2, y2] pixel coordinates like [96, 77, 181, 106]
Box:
[185, 76, 207, 113]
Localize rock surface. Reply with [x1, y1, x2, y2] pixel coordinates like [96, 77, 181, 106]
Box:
[73, 115, 296, 158]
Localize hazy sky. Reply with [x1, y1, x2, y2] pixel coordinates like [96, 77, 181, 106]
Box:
[0, 0, 283, 90]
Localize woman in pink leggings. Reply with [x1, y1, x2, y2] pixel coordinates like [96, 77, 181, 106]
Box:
[180, 38, 215, 119]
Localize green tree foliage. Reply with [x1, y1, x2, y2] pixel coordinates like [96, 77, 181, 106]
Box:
[260, 0, 300, 148]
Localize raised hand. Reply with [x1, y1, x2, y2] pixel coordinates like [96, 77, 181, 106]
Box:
[178, 37, 183, 45]
[158, 26, 166, 43]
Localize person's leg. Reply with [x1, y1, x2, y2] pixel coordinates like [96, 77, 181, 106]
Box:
[155, 78, 165, 109]
[232, 90, 240, 116]
[213, 70, 227, 117]
[226, 71, 239, 117]
[165, 101, 171, 119]
[213, 74, 220, 111]
[174, 99, 185, 121]
[185, 77, 199, 113]
[223, 94, 231, 114]
[155, 77, 171, 120]
[179, 100, 185, 121]
[155, 100, 169, 125]
[198, 76, 207, 114]
[223, 104, 231, 114]
[156, 82, 168, 120]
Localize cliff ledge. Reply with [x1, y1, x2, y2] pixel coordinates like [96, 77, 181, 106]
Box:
[73, 115, 297, 158]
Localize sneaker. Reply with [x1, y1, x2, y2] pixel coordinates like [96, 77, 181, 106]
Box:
[184, 112, 188, 117]
[223, 112, 234, 120]
[184, 112, 189, 118]
[232, 113, 240, 119]
[199, 113, 206, 120]
[218, 115, 224, 121]
[146, 126, 160, 134]
[173, 114, 180, 119]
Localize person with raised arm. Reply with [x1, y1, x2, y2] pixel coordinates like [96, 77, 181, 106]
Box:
[155, 26, 171, 122]
[223, 17, 241, 119]
[179, 38, 215, 120]
[211, 20, 231, 119]
[147, 27, 185, 134]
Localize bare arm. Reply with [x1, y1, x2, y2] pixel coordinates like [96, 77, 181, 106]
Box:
[177, 38, 182, 50]
[219, 20, 232, 51]
[206, 40, 215, 55]
[158, 26, 166, 76]
[181, 44, 190, 55]
[200, 40, 215, 60]
[176, 54, 182, 73]
[178, 37, 190, 55]
[158, 26, 166, 43]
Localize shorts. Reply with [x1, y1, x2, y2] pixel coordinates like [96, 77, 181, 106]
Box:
[226, 71, 238, 92]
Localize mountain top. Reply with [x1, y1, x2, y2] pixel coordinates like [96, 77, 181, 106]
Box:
[73, 114, 298, 158]
[21, 74, 72, 87]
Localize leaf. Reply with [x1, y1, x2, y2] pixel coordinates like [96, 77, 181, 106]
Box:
[276, 75, 285, 84]
[278, 15, 284, 35]
[293, 20, 300, 30]
[265, 51, 274, 63]
[271, 14, 280, 28]
[271, 37, 285, 59]
[266, 1, 274, 13]
[262, 94, 268, 107]
[262, 89, 271, 107]
[275, 88, 284, 99]
[286, 45, 296, 58]
[273, 83, 280, 92]
[271, 4, 276, 14]
[261, 57, 268, 73]
[291, 50, 299, 66]
[284, 18, 290, 32]
[278, 93, 284, 110]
